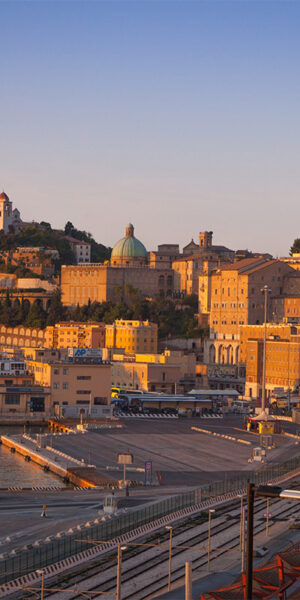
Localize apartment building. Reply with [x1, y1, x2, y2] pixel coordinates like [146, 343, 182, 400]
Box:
[204, 258, 294, 365]
[0, 352, 51, 416]
[239, 323, 298, 363]
[244, 331, 300, 399]
[45, 322, 106, 349]
[105, 320, 158, 354]
[64, 236, 91, 263]
[25, 349, 111, 414]
[271, 296, 300, 323]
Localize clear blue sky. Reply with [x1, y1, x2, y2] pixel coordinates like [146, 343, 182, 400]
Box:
[1, 1, 299, 256]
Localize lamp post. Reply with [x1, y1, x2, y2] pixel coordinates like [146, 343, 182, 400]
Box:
[260, 285, 271, 413]
[245, 483, 300, 599]
[165, 525, 173, 591]
[207, 509, 215, 571]
[116, 544, 127, 600]
[239, 495, 243, 550]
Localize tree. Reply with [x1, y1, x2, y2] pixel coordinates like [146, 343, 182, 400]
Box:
[290, 238, 300, 256]
[64, 221, 75, 236]
[26, 302, 46, 328]
[46, 290, 65, 326]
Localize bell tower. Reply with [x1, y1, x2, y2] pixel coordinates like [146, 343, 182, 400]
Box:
[199, 231, 213, 249]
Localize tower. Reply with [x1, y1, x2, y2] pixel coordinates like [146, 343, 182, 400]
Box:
[199, 231, 213, 249]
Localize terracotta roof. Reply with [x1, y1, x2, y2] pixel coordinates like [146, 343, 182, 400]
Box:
[65, 235, 90, 245]
[220, 257, 267, 272]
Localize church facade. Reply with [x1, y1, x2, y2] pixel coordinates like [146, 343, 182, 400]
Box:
[61, 224, 174, 306]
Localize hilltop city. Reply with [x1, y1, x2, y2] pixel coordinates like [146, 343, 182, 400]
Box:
[0, 190, 298, 417]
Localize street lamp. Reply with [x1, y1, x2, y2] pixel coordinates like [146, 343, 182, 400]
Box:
[260, 285, 271, 413]
[245, 483, 300, 599]
[116, 544, 127, 600]
[36, 570, 44, 600]
[165, 525, 173, 591]
[207, 509, 215, 571]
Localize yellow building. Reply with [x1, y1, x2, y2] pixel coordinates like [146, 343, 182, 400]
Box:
[244, 334, 300, 399]
[110, 350, 196, 393]
[45, 322, 106, 349]
[204, 258, 294, 365]
[239, 323, 298, 363]
[280, 253, 300, 271]
[105, 320, 158, 354]
[25, 350, 111, 411]
[271, 296, 300, 323]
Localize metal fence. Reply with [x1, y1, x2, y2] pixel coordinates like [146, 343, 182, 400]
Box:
[1, 453, 300, 585]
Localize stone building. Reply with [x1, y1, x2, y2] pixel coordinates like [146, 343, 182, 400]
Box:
[61, 224, 174, 306]
[204, 258, 295, 366]
[173, 231, 234, 295]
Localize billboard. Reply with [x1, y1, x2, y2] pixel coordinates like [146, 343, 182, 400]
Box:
[68, 348, 102, 359]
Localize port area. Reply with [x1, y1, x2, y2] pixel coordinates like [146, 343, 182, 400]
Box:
[39, 415, 300, 486]
[2, 415, 300, 491]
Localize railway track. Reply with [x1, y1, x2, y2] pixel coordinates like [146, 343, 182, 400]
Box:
[18, 493, 300, 600]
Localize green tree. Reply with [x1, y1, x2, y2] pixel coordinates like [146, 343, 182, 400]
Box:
[46, 290, 65, 326]
[26, 302, 46, 328]
[290, 238, 300, 256]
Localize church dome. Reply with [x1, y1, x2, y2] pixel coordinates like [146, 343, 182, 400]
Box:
[111, 224, 147, 259]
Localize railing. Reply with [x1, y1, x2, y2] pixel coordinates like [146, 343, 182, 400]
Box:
[1, 453, 300, 584]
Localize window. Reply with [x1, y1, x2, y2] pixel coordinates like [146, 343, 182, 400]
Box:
[94, 397, 106, 405]
[63, 382, 69, 390]
[77, 376, 91, 380]
[76, 400, 89, 405]
[54, 368, 59, 375]
[5, 393, 20, 405]
[53, 382, 59, 390]
[63, 368, 68, 375]
[76, 390, 91, 395]
[30, 397, 45, 412]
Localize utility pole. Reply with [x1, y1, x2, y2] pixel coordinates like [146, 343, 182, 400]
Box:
[261, 285, 271, 412]
[185, 562, 192, 600]
[245, 483, 255, 599]
[116, 544, 126, 600]
[207, 509, 215, 571]
[241, 505, 245, 572]
[165, 525, 173, 591]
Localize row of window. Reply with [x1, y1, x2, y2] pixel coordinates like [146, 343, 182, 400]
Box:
[52, 382, 92, 393]
[212, 303, 246, 308]
[212, 320, 245, 325]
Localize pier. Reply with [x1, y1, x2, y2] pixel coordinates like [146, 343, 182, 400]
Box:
[0, 433, 115, 489]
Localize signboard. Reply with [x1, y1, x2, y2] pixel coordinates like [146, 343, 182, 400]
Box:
[144, 460, 152, 485]
[68, 348, 102, 359]
[117, 453, 133, 465]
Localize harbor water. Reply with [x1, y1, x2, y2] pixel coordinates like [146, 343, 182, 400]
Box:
[0, 426, 66, 488]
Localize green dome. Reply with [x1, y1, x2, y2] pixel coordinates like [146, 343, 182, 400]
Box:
[111, 224, 147, 259]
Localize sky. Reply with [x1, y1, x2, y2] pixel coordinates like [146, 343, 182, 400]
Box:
[0, 0, 299, 257]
